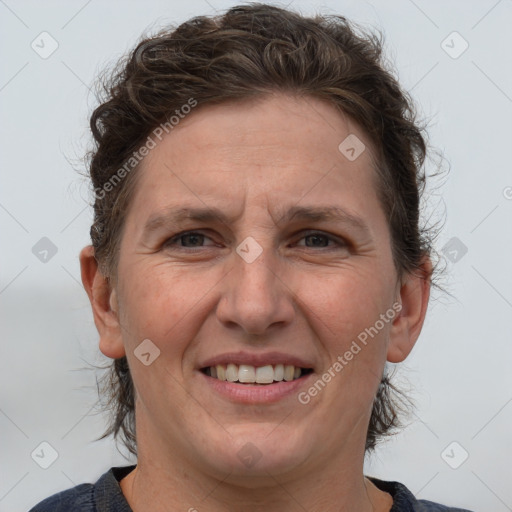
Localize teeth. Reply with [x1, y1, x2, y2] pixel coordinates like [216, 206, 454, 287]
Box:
[226, 363, 238, 382]
[284, 364, 294, 382]
[209, 363, 307, 384]
[255, 365, 274, 383]
[238, 364, 255, 383]
[216, 364, 226, 381]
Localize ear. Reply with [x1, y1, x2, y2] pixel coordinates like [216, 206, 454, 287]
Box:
[79, 246, 126, 359]
[387, 257, 432, 363]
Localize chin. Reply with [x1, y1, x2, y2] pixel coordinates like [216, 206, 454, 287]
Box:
[201, 426, 312, 481]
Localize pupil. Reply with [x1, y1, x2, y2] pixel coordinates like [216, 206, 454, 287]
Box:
[306, 234, 328, 247]
[182, 233, 204, 246]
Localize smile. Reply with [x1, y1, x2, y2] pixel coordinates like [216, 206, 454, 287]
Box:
[201, 364, 314, 385]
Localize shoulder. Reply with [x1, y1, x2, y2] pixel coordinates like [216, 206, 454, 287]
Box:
[29, 483, 96, 511]
[29, 466, 135, 512]
[367, 476, 475, 512]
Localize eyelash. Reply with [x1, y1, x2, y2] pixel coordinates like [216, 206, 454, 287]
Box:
[163, 230, 348, 251]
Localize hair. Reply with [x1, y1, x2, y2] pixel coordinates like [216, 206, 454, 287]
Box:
[88, 2, 437, 456]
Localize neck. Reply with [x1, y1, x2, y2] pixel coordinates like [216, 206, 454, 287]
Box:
[120, 425, 393, 512]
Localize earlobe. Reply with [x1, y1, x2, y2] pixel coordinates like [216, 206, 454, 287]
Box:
[79, 246, 126, 359]
[387, 258, 432, 363]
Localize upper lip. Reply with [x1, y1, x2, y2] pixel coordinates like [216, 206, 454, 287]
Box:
[198, 351, 315, 370]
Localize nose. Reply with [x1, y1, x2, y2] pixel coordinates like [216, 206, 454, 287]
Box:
[216, 243, 296, 336]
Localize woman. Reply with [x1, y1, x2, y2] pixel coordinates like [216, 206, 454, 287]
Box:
[31, 3, 473, 511]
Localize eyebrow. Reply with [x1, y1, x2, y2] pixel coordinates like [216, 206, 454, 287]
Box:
[142, 205, 371, 237]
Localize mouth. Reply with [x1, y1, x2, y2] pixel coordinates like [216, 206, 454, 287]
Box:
[200, 364, 314, 385]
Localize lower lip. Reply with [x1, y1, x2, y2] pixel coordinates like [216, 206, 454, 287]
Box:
[199, 371, 314, 404]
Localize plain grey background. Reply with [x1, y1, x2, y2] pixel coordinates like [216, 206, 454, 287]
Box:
[1, 1, 511, 511]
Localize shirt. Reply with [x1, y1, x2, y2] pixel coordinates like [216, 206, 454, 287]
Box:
[29, 465, 474, 512]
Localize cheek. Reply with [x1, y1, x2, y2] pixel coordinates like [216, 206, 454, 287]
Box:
[116, 262, 212, 350]
[297, 265, 393, 341]
[115, 258, 235, 396]
[116, 264, 211, 413]
[294, 264, 394, 406]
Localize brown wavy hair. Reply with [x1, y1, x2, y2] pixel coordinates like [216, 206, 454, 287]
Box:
[88, 2, 436, 456]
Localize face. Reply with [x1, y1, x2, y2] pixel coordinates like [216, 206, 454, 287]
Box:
[92, 93, 423, 482]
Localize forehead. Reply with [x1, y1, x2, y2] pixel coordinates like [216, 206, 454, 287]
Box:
[126, 93, 383, 230]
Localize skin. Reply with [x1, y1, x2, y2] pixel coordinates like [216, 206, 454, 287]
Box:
[80, 93, 431, 512]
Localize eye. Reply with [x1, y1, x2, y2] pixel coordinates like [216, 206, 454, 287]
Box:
[162, 230, 348, 252]
[163, 231, 216, 249]
[295, 231, 347, 249]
